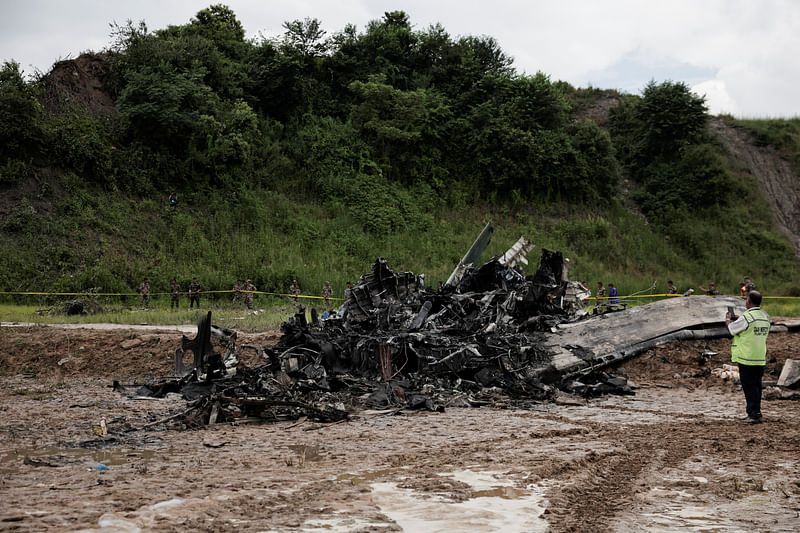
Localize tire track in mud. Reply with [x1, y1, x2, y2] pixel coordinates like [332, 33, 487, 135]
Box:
[542, 417, 800, 532]
[543, 420, 711, 532]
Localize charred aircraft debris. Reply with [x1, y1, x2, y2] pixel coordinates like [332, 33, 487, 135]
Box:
[121, 224, 766, 428]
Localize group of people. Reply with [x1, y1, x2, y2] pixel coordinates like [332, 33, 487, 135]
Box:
[167, 278, 203, 309]
[137, 278, 354, 310]
[587, 276, 758, 304]
[290, 279, 351, 309]
[591, 281, 620, 307]
[666, 276, 757, 298]
[137, 277, 210, 310]
[231, 279, 258, 310]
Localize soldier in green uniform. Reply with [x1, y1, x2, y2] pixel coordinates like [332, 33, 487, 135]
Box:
[244, 279, 256, 310]
[232, 279, 244, 305]
[188, 277, 202, 308]
[698, 282, 719, 295]
[170, 279, 181, 310]
[667, 280, 678, 294]
[290, 279, 300, 302]
[139, 278, 150, 309]
[594, 282, 606, 311]
[726, 291, 770, 423]
[322, 281, 332, 308]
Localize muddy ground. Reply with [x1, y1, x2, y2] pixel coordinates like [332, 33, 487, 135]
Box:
[1, 324, 799, 532]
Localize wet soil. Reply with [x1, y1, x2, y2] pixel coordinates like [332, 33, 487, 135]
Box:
[1, 325, 799, 532]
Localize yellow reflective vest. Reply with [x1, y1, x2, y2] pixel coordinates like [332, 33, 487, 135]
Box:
[731, 308, 770, 366]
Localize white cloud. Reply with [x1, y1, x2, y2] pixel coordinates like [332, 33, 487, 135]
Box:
[692, 79, 738, 116]
[1, 0, 799, 116]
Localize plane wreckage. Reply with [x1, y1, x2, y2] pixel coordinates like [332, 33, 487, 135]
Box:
[123, 223, 769, 428]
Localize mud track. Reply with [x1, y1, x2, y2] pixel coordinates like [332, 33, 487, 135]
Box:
[1, 326, 799, 531]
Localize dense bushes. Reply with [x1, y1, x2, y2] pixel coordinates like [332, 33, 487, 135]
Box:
[0, 61, 43, 161]
[610, 80, 738, 220]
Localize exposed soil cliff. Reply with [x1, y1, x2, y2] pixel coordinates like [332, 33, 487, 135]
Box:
[40, 53, 116, 116]
[710, 117, 800, 256]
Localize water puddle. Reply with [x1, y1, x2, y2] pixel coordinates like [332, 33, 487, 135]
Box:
[89, 498, 188, 532]
[369, 470, 548, 532]
[625, 485, 791, 532]
[642, 504, 741, 531]
[302, 513, 390, 532]
[2, 446, 159, 467]
[335, 467, 403, 485]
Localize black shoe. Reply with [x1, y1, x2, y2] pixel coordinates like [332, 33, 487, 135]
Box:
[740, 416, 763, 424]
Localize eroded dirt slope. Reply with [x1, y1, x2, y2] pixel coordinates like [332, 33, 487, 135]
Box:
[712, 118, 800, 255]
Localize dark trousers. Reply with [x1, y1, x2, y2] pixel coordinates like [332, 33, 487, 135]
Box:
[189, 294, 200, 308]
[738, 363, 764, 418]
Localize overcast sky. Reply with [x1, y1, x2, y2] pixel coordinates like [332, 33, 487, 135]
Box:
[2, 0, 798, 117]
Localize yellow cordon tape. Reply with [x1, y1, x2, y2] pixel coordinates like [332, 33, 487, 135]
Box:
[1, 290, 798, 301]
[587, 294, 800, 300]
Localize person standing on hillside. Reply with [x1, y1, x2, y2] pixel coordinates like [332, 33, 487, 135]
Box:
[168, 192, 178, 208]
[698, 282, 719, 295]
[667, 280, 678, 294]
[344, 281, 352, 300]
[739, 282, 748, 299]
[232, 279, 244, 305]
[322, 281, 332, 307]
[188, 277, 203, 308]
[595, 282, 606, 310]
[726, 290, 770, 424]
[744, 276, 756, 294]
[290, 279, 300, 302]
[170, 279, 181, 310]
[608, 283, 619, 306]
[139, 278, 150, 309]
[244, 279, 257, 310]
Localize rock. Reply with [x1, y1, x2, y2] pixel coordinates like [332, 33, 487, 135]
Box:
[763, 386, 783, 400]
[120, 338, 143, 349]
[777, 359, 800, 388]
[764, 386, 800, 400]
[66, 300, 84, 316]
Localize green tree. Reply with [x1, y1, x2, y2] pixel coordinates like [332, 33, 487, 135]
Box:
[637, 80, 708, 162]
[191, 4, 246, 44]
[281, 18, 329, 58]
[348, 74, 451, 185]
[609, 80, 735, 223]
[0, 61, 43, 160]
[117, 61, 219, 153]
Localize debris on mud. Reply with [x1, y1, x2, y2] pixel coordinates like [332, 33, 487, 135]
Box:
[121, 231, 621, 427]
[35, 299, 92, 316]
[116, 228, 769, 429]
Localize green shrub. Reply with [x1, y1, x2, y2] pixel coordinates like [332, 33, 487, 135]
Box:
[0, 61, 44, 160]
[0, 158, 32, 187]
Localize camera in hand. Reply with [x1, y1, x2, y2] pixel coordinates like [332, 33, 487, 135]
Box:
[727, 306, 737, 321]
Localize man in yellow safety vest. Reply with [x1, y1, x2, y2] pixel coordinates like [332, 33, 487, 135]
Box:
[726, 290, 770, 424]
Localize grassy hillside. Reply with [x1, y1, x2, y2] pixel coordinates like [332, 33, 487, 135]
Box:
[2, 6, 800, 316]
[2, 172, 797, 308]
